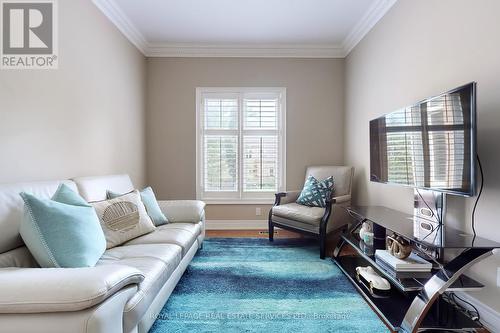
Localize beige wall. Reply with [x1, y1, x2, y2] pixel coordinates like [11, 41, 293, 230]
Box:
[0, 0, 147, 186]
[146, 58, 344, 219]
[204, 204, 271, 221]
[345, 0, 500, 315]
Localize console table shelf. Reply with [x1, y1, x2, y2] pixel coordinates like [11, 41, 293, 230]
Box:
[340, 227, 484, 293]
[333, 255, 481, 332]
[332, 205, 500, 333]
[346, 206, 500, 249]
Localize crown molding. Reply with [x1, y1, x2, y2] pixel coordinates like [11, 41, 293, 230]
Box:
[93, 0, 397, 58]
[341, 0, 398, 56]
[146, 43, 345, 58]
[92, 0, 148, 55]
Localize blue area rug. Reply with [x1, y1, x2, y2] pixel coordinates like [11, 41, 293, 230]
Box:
[150, 238, 388, 333]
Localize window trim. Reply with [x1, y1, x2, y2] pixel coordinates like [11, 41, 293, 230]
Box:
[196, 87, 286, 204]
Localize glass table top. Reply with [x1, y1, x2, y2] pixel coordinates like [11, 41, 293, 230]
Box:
[347, 206, 500, 249]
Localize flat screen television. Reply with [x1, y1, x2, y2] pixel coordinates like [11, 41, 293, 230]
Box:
[370, 82, 476, 197]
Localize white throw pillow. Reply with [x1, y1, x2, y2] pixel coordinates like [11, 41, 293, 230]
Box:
[91, 190, 156, 249]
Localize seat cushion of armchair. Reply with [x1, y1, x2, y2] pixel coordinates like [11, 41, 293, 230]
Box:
[97, 244, 182, 331]
[123, 223, 200, 257]
[272, 203, 325, 225]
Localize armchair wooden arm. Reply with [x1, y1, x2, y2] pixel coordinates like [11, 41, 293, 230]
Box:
[273, 190, 301, 206]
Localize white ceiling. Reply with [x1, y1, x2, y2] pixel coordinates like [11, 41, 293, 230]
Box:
[93, 0, 397, 57]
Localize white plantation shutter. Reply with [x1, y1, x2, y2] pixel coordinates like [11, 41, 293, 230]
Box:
[197, 88, 285, 202]
[204, 136, 238, 191]
[243, 136, 278, 191]
[205, 99, 238, 129]
[244, 98, 278, 129]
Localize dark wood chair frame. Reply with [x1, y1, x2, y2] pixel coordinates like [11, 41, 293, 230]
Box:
[268, 192, 337, 259]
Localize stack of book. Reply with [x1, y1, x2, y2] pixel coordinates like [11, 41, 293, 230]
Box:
[375, 250, 432, 279]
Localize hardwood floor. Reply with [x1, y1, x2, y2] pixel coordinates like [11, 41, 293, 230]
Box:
[206, 229, 305, 239]
[205, 229, 342, 260]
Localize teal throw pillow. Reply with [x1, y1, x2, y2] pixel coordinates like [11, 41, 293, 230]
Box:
[19, 184, 106, 268]
[107, 186, 168, 226]
[296, 175, 334, 208]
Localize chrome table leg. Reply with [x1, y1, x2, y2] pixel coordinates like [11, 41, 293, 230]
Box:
[401, 248, 492, 332]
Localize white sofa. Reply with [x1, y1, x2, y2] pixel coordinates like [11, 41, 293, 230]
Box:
[0, 174, 205, 333]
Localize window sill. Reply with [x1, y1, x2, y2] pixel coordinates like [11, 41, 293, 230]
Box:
[199, 199, 274, 205]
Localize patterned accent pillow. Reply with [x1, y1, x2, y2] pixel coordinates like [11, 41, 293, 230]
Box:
[296, 175, 334, 208]
[107, 187, 168, 226]
[91, 190, 156, 249]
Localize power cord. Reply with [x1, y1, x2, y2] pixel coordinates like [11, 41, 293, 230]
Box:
[443, 292, 482, 324]
[471, 154, 484, 246]
[419, 223, 441, 244]
[417, 154, 484, 246]
[417, 156, 485, 330]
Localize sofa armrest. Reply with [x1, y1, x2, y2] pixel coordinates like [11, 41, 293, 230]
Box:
[0, 265, 144, 314]
[157, 200, 206, 223]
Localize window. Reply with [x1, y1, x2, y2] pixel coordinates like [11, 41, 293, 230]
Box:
[196, 88, 286, 203]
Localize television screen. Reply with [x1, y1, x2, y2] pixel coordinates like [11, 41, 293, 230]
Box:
[370, 83, 476, 196]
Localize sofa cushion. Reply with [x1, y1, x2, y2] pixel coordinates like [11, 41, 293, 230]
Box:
[124, 224, 199, 256]
[157, 200, 206, 223]
[72, 174, 134, 202]
[107, 187, 168, 226]
[91, 191, 156, 249]
[0, 180, 78, 256]
[97, 244, 182, 331]
[272, 202, 325, 225]
[161, 222, 201, 236]
[0, 247, 38, 268]
[99, 243, 182, 268]
[19, 184, 106, 268]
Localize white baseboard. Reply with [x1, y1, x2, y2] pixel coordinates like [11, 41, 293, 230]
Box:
[206, 219, 268, 230]
[455, 292, 500, 332]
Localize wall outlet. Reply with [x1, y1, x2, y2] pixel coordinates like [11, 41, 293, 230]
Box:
[255, 207, 262, 216]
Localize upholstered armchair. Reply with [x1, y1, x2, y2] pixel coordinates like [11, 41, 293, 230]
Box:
[268, 166, 354, 259]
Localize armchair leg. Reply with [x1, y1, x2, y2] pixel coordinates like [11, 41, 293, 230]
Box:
[320, 234, 326, 259]
[268, 220, 274, 242]
[319, 223, 328, 259]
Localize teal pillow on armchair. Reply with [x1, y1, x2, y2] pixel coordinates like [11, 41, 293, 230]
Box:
[296, 175, 334, 208]
[19, 184, 106, 268]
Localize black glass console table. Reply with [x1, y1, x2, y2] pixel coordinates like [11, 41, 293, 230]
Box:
[332, 206, 500, 333]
